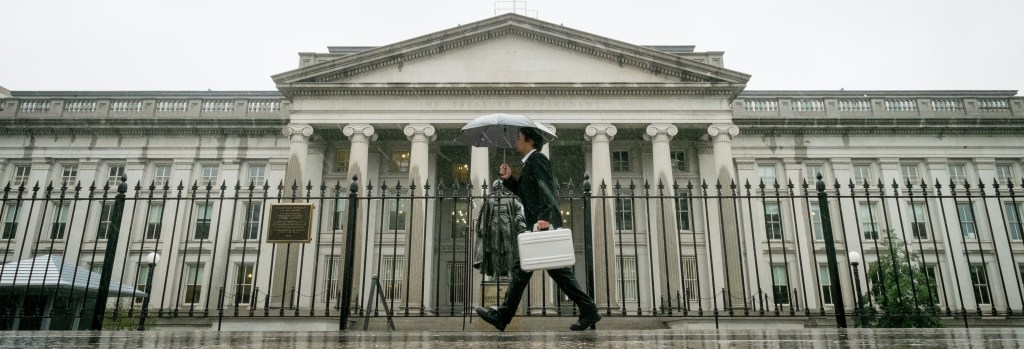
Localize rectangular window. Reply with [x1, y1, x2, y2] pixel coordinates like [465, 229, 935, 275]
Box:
[153, 165, 172, 187]
[336, 150, 350, 173]
[201, 164, 219, 185]
[859, 202, 879, 240]
[135, 264, 152, 304]
[194, 204, 213, 240]
[948, 164, 967, 186]
[382, 256, 405, 300]
[681, 257, 698, 302]
[908, 203, 928, 239]
[616, 256, 639, 302]
[923, 265, 943, 306]
[13, 165, 31, 187]
[324, 257, 340, 302]
[901, 164, 920, 185]
[96, 203, 114, 240]
[2, 204, 21, 240]
[612, 150, 631, 172]
[805, 164, 824, 185]
[107, 164, 125, 188]
[995, 164, 1013, 186]
[145, 203, 163, 240]
[810, 202, 824, 241]
[234, 263, 255, 305]
[390, 151, 410, 172]
[671, 151, 688, 172]
[818, 265, 833, 305]
[50, 204, 70, 240]
[772, 264, 790, 304]
[247, 164, 266, 187]
[957, 202, 977, 240]
[758, 165, 777, 186]
[60, 164, 78, 186]
[387, 199, 407, 231]
[1005, 203, 1023, 241]
[675, 197, 690, 231]
[332, 200, 347, 231]
[242, 203, 262, 240]
[615, 198, 634, 231]
[764, 202, 783, 240]
[854, 164, 872, 185]
[969, 265, 991, 305]
[184, 264, 204, 304]
[448, 262, 466, 304]
[452, 201, 470, 238]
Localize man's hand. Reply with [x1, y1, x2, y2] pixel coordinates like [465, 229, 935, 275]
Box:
[499, 163, 512, 180]
[536, 220, 551, 231]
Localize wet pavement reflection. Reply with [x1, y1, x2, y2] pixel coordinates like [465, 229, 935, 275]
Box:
[1, 328, 1022, 348]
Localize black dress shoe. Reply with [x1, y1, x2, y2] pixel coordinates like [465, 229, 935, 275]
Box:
[475, 306, 507, 331]
[569, 314, 602, 331]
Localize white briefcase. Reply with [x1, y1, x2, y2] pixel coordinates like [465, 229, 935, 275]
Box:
[517, 228, 576, 272]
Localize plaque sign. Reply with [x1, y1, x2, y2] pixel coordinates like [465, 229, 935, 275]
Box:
[266, 203, 315, 243]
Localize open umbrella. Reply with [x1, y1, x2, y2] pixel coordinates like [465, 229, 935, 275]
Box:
[456, 113, 556, 149]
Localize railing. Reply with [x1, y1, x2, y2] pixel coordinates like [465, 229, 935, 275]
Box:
[109, 101, 144, 113]
[884, 99, 917, 112]
[978, 99, 1010, 110]
[838, 99, 871, 112]
[792, 99, 824, 112]
[0, 174, 1021, 330]
[18, 101, 51, 113]
[155, 100, 188, 113]
[248, 101, 282, 113]
[744, 99, 778, 112]
[64, 101, 97, 113]
[932, 99, 963, 112]
[201, 100, 234, 113]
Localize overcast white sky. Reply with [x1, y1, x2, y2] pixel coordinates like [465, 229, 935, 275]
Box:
[1, 0, 1022, 94]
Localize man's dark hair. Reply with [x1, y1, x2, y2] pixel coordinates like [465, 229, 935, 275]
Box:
[520, 127, 546, 150]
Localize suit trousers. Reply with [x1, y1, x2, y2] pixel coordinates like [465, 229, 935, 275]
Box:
[496, 259, 600, 322]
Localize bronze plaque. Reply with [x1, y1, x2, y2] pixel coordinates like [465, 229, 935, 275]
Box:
[266, 203, 314, 243]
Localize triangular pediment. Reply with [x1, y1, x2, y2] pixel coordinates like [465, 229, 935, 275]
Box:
[273, 13, 750, 96]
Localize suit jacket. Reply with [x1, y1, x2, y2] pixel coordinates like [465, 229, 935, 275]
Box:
[503, 152, 562, 229]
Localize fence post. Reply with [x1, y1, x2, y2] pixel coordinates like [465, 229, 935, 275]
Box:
[91, 174, 128, 330]
[816, 174, 847, 328]
[582, 172, 596, 300]
[339, 175, 360, 330]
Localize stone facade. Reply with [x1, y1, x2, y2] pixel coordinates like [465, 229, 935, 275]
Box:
[1, 14, 1023, 327]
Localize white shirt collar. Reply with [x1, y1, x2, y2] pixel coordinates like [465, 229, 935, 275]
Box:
[521, 149, 538, 164]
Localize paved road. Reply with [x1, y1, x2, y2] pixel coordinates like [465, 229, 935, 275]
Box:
[1, 328, 1021, 348]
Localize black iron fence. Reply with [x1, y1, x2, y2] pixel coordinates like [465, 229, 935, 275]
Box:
[0, 173, 1022, 330]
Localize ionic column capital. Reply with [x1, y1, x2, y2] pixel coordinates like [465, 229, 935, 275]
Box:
[584, 123, 617, 142]
[643, 123, 678, 142]
[707, 124, 739, 141]
[404, 123, 436, 142]
[343, 124, 377, 142]
[541, 123, 557, 136]
[282, 124, 314, 140]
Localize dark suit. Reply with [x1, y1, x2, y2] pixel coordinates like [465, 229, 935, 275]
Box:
[497, 151, 599, 323]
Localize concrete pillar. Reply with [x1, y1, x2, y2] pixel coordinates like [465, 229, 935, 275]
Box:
[404, 123, 435, 312]
[706, 124, 743, 309]
[975, 158, 1023, 311]
[342, 124, 376, 310]
[272, 123, 313, 306]
[584, 123, 618, 311]
[644, 124, 679, 311]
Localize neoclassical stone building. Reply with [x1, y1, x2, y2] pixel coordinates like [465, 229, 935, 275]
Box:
[1, 14, 1022, 329]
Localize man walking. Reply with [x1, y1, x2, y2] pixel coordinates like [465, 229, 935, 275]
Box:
[475, 127, 602, 331]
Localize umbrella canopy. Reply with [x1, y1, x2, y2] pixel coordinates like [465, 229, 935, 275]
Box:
[456, 113, 556, 149]
[0, 255, 148, 297]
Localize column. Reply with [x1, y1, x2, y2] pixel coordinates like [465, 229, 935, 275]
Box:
[342, 124, 376, 310]
[644, 124, 679, 310]
[976, 158, 1022, 311]
[706, 124, 743, 309]
[585, 123, 618, 310]
[925, 158, 976, 312]
[272, 123, 313, 305]
[540, 123, 557, 158]
[404, 123, 435, 312]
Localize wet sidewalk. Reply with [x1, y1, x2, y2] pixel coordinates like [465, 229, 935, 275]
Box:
[1, 328, 1021, 348]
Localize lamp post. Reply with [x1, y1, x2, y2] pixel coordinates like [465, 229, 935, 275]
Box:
[137, 252, 160, 331]
[849, 251, 863, 315]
